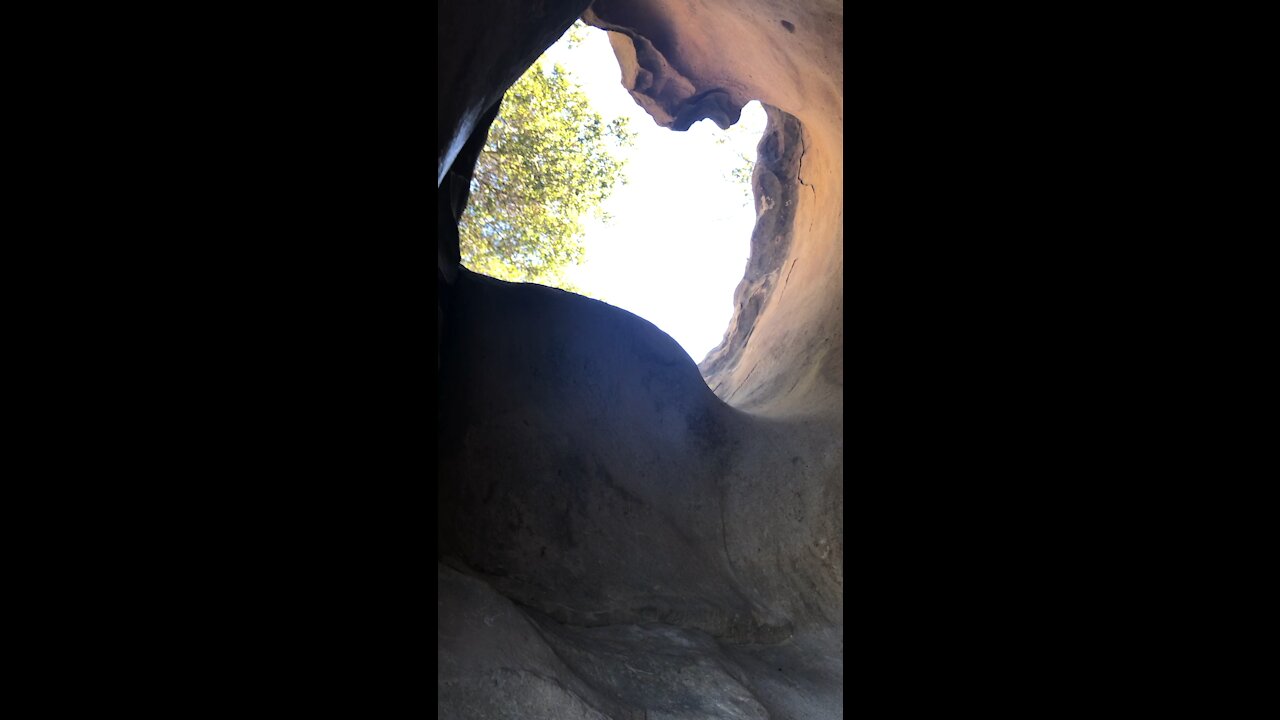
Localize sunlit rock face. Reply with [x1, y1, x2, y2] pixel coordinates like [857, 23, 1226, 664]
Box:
[437, 1, 843, 717]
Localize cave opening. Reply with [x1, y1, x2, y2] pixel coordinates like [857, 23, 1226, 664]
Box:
[458, 21, 768, 367]
[438, 2, 842, 714]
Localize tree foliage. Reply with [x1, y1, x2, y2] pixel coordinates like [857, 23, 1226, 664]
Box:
[459, 57, 634, 286]
[713, 115, 757, 205]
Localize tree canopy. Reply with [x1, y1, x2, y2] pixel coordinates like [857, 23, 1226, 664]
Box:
[458, 56, 634, 287]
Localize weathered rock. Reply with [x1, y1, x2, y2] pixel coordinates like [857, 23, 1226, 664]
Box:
[437, 0, 843, 717]
[438, 563, 625, 719]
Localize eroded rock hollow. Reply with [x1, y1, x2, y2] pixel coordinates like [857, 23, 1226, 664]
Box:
[438, 1, 843, 717]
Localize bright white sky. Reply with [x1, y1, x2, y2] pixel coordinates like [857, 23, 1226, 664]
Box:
[539, 25, 767, 364]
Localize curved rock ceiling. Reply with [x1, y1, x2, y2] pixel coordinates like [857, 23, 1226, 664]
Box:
[437, 1, 843, 717]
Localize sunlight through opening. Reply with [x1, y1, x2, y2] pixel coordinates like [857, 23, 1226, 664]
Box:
[464, 22, 767, 364]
